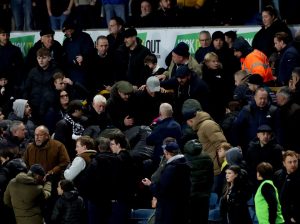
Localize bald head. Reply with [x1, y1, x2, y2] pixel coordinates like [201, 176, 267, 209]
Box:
[159, 103, 173, 118]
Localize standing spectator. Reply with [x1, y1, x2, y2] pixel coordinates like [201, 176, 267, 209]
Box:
[289, 67, 300, 105]
[0, 121, 27, 157]
[195, 30, 213, 64]
[23, 125, 70, 177]
[0, 27, 24, 96]
[90, 35, 116, 94]
[161, 65, 210, 121]
[200, 52, 228, 123]
[274, 150, 300, 224]
[276, 86, 300, 153]
[54, 100, 86, 159]
[160, 42, 201, 81]
[10, 0, 33, 30]
[0, 148, 27, 224]
[232, 87, 280, 151]
[183, 139, 214, 224]
[273, 32, 300, 86]
[46, 0, 74, 30]
[106, 81, 138, 130]
[232, 36, 274, 84]
[62, 19, 95, 87]
[24, 48, 61, 124]
[102, 0, 127, 27]
[224, 30, 237, 49]
[142, 141, 191, 224]
[254, 162, 284, 224]
[252, 5, 292, 58]
[64, 136, 97, 192]
[135, 76, 172, 126]
[146, 103, 182, 169]
[51, 179, 85, 224]
[154, 0, 183, 27]
[220, 165, 252, 224]
[246, 124, 283, 185]
[74, 0, 97, 29]
[115, 27, 151, 85]
[25, 28, 64, 73]
[3, 164, 52, 224]
[8, 99, 35, 145]
[106, 16, 125, 53]
[184, 107, 227, 176]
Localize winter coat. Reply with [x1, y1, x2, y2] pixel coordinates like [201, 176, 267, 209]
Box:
[274, 167, 300, 223]
[23, 139, 70, 175]
[51, 190, 85, 224]
[183, 142, 214, 198]
[150, 155, 191, 224]
[190, 111, 227, 175]
[3, 172, 51, 224]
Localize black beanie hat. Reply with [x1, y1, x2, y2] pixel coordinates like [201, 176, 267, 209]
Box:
[212, 31, 225, 41]
[172, 42, 190, 57]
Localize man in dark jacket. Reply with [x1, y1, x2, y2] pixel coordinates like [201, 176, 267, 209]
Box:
[142, 142, 191, 224]
[146, 103, 182, 169]
[24, 48, 61, 124]
[114, 27, 151, 85]
[183, 139, 214, 224]
[161, 65, 210, 122]
[246, 125, 283, 185]
[62, 20, 95, 88]
[0, 27, 24, 96]
[274, 150, 300, 224]
[106, 81, 139, 131]
[25, 28, 64, 73]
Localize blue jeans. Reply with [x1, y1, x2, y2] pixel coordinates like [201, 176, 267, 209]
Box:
[11, 0, 33, 30]
[50, 14, 67, 30]
[103, 4, 126, 27]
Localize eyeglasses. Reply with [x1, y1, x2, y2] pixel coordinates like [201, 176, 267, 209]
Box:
[60, 94, 69, 98]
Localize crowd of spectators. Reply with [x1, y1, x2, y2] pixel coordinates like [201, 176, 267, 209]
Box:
[1, 0, 300, 31]
[0, 3, 300, 224]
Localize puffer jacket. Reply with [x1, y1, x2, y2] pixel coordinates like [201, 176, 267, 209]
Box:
[51, 190, 85, 224]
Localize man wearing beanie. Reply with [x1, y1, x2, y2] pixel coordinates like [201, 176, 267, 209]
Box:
[184, 107, 227, 176]
[4, 163, 52, 224]
[114, 27, 151, 86]
[25, 27, 64, 72]
[183, 139, 214, 224]
[161, 65, 210, 122]
[159, 41, 201, 81]
[232, 36, 274, 83]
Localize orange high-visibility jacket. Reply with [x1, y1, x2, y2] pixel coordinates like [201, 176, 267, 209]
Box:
[241, 49, 274, 83]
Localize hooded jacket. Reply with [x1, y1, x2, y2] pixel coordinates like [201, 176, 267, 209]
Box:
[3, 172, 51, 224]
[190, 111, 227, 175]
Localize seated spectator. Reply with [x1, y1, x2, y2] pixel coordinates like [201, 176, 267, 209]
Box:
[154, 0, 183, 27]
[144, 53, 166, 77]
